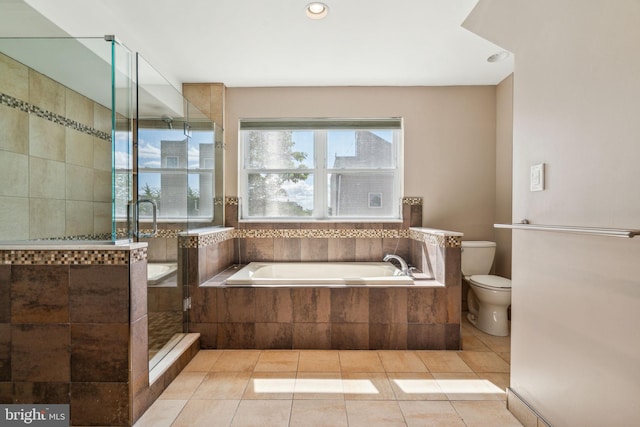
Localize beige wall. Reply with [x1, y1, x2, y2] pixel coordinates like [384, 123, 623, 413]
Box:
[495, 74, 513, 278]
[225, 86, 497, 238]
[466, 1, 640, 426]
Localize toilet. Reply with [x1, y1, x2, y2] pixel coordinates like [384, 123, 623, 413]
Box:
[461, 241, 512, 336]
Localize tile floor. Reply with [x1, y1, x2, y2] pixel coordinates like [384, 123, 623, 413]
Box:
[135, 317, 521, 427]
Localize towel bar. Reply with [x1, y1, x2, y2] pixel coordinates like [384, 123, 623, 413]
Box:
[494, 223, 640, 238]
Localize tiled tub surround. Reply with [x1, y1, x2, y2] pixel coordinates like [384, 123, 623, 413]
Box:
[0, 243, 196, 426]
[0, 52, 113, 241]
[182, 198, 463, 351]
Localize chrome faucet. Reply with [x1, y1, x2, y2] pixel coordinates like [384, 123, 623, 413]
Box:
[383, 254, 410, 276]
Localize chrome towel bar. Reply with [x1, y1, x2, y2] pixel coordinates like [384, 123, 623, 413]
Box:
[494, 223, 640, 238]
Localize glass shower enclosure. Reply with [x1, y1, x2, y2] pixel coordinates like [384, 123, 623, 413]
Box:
[0, 36, 219, 370]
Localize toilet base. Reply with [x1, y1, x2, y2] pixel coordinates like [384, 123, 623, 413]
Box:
[467, 304, 509, 336]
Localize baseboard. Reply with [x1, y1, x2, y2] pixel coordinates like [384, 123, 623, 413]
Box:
[507, 387, 553, 427]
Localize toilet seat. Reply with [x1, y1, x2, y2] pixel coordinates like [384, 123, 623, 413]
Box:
[469, 274, 511, 290]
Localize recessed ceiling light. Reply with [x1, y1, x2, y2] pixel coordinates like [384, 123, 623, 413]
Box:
[306, 2, 329, 19]
[487, 51, 510, 63]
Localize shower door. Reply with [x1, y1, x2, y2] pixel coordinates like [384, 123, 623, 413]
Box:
[136, 55, 189, 367]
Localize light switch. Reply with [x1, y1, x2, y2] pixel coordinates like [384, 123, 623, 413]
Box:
[530, 163, 545, 191]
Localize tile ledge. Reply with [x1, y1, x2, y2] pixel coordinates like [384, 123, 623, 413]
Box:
[410, 227, 464, 237]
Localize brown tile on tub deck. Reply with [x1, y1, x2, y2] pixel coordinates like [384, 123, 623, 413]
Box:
[331, 323, 369, 350]
[217, 323, 256, 349]
[369, 323, 408, 350]
[292, 288, 331, 323]
[71, 323, 129, 382]
[256, 288, 293, 323]
[11, 265, 69, 323]
[216, 287, 255, 323]
[407, 287, 448, 324]
[130, 259, 147, 322]
[293, 323, 331, 349]
[190, 285, 217, 323]
[274, 238, 302, 262]
[301, 238, 329, 261]
[407, 324, 446, 350]
[328, 237, 356, 261]
[255, 323, 293, 349]
[0, 382, 11, 404]
[355, 238, 383, 262]
[243, 237, 274, 262]
[369, 288, 408, 324]
[70, 382, 129, 426]
[69, 265, 129, 323]
[12, 324, 70, 382]
[331, 288, 369, 323]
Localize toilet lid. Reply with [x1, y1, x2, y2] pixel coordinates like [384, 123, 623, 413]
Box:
[470, 275, 512, 289]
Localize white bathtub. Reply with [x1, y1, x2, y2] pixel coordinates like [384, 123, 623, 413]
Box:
[225, 262, 415, 286]
[148, 262, 178, 285]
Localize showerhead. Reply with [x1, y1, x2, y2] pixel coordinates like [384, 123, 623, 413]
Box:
[161, 114, 173, 130]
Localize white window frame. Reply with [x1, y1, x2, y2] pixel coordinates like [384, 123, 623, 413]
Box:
[239, 118, 404, 221]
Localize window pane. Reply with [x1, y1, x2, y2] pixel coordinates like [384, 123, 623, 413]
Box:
[328, 130, 395, 169]
[244, 130, 314, 169]
[188, 172, 213, 219]
[328, 172, 397, 217]
[247, 173, 313, 217]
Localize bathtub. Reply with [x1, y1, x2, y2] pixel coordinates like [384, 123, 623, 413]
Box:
[225, 262, 415, 286]
[148, 262, 178, 285]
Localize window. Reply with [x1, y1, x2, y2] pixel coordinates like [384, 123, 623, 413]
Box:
[239, 118, 403, 220]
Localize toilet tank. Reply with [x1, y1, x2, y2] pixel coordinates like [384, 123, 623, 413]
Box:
[461, 241, 496, 276]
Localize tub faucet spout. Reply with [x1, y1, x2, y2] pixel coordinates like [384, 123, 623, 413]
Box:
[383, 254, 409, 276]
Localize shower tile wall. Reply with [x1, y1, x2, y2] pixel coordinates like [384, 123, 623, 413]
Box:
[0, 52, 112, 241]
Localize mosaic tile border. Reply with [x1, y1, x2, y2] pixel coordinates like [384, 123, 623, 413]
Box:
[235, 228, 410, 239]
[224, 196, 421, 207]
[130, 247, 148, 263]
[1, 92, 111, 142]
[0, 249, 133, 265]
[409, 229, 462, 248]
[402, 197, 423, 205]
[179, 229, 236, 248]
[225, 197, 239, 206]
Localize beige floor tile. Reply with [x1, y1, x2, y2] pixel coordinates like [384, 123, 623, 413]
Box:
[192, 372, 252, 400]
[387, 372, 447, 400]
[242, 371, 296, 399]
[498, 352, 511, 364]
[387, 372, 447, 401]
[457, 351, 511, 373]
[462, 335, 491, 351]
[298, 350, 341, 372]
[346, 400, 407, 427]
[295, 371, 343, 400]
[230, 400, 292, 427]
[133, 399, 186, 427]
[378, 351, 428, 372]
[339, 350, 385, 372]
[158, 372, 206, 400]
[451, 401, 522, 427]
[417, 351, 473, 373]
[171, 399, 239, 427]
[183, 350, 223, 372]
[343, 372, 396, 400]
[254, 350, 300, 371]
[475, 334, 511, 353]
[290, 399, 348, 427]
[479, 372, 510, 398]
[211, 350, 261, 372]
[399, 401, 466, 427]
[433, 373, 504, 401]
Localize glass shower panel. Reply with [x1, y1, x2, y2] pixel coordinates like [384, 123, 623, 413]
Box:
[0, 37, 133, 243]
[136, 54, 190, 367]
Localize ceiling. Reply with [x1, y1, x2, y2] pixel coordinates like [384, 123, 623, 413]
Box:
[3, 0, 512, 88]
